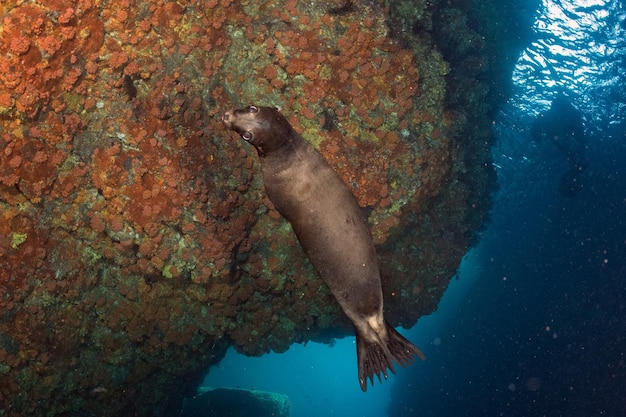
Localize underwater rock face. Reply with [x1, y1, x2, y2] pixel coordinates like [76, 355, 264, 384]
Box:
[0, 0, 496, 415]
[181, 387, 292, 417]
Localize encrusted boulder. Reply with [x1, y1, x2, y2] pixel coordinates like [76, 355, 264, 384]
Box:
[0, 0, 500, 415]
[181, 387, 291, 417]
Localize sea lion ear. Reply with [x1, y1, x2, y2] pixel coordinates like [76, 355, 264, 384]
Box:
[242, 131, 254, 141]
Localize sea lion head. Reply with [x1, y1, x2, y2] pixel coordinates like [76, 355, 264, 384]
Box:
[222, 106, 293, 157]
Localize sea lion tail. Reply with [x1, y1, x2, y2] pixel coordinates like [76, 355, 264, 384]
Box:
[356, 321, 426, 392]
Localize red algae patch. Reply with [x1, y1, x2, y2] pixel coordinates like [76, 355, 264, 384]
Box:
[9, 36, 31, 55]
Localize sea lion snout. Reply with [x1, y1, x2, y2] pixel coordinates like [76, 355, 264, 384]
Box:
[222, 111, 233, 128]
[222, 110, 255, 143]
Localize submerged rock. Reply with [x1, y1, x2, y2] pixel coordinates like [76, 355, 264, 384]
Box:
[181, 387, 291, 417]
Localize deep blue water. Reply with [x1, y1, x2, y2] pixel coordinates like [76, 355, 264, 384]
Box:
[388, 122, 626, 416]
[201, 1, 625, 416]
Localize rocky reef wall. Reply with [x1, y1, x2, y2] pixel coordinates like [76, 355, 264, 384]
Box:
[1, 0, 498, 415]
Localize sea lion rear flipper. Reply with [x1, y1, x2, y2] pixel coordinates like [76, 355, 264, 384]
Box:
[356, 321, 426, 392]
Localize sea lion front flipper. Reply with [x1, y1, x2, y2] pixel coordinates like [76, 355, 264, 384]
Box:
[356, 321, 426, 392]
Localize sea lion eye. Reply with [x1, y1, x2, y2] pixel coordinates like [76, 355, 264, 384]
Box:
[242, 131, 253, 141]
[248, 106, 259, 113]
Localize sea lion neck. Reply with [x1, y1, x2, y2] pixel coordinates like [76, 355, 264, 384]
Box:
[260, 128, 306, 160]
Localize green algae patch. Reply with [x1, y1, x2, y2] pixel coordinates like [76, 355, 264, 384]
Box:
[11, 232, 27, 249]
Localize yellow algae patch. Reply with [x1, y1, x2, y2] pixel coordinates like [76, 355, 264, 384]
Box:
[11, 232, 27, 249]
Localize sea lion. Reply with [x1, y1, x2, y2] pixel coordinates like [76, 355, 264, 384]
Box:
[222, 105, 425, 391]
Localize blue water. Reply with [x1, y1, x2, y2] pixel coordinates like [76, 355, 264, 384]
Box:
[203, 338, 392, 417]
[202, 1, 625, 416]
[388, 130, 626, 416]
